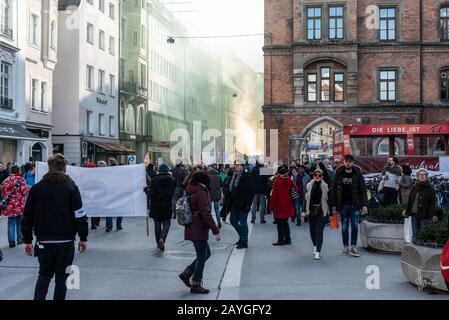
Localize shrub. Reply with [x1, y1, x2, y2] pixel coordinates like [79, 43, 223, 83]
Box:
[368, 204, 405, 223]
[416, 218, 449, 247]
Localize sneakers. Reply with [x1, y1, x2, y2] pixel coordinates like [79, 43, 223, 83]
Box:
[349, 246, 360, 257]
[158, 239, 165, 252]
[314, 252, 321, 260]
[236, 241, 248, 249]
[190, 281, 210, 294]
[313, 246, 317, 255]
[105, 227, 112, 233]
[342, 247, 350, 256]
[272, 241, 285, 246]
[178, 267, 193, 288]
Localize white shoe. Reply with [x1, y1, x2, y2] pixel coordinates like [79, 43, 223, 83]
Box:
[314, 252, 321, 260]
[313, 246, 317, 255]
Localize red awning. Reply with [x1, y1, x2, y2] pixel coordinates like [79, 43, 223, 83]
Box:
[90, 141, 134, 154]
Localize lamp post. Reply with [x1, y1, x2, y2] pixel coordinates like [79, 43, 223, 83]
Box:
[167, 36, 187, 123]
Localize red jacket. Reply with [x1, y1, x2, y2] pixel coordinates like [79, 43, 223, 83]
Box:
[269, 176, 298, 219]
[442, 240, 449, 285]
[1, 173, 30, 218]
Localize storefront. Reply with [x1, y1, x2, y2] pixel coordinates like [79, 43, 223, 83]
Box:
[83, 139, 135, 165]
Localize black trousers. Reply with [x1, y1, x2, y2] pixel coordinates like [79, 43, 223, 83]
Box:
[308, 213, 326, 252]
[34, 242, 75, 301]
[154, 218, 171, 244]
[383, 187, 398, 206]
[275, 218, 291, 243]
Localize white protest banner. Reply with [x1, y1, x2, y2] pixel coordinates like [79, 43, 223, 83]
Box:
[36, 162, 147, 217]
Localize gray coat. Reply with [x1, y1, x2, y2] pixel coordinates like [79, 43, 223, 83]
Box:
[399, 175, 413, 205]
[209, 169, 222, 202]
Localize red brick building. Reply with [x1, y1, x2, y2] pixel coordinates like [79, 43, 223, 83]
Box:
[263, 0, 449, 162]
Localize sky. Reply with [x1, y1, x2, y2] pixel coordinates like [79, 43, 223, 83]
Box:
[163, 0, 264, 73]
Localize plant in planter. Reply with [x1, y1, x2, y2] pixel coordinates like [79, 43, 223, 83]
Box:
[416, 218, 449, 248]
[361, 204, 407, 253]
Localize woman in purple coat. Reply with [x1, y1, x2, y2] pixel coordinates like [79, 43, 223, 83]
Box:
[178, 171, 221, 294]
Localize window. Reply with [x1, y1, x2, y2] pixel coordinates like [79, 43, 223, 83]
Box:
[99, 114, 105, 135]
[120, 58, 125, 82]
[50, 20, 56, 49]
[379, 8, 396, 41]
[442, 68, 449, 102]
[321, 67, 330, 102]
[329, 7, 344, 39]
[334, 73, 344, 101]
[31, 14, 40, 46]
[109, 36, 115, 55]
[109, 74, 115, 96]
[98, 70, 105, 93]
[99, 30, 105, 50]
[99, 0, 104, 12]
[87, 23, 94, 44]
[86, 65, 94, 91]
[40, 82, 47, 112]
[87, 111, 93, 134]
[1, 0, 12, 38]
[141, 25, 145, 48]
[109, 3, 115, 20]
[31, 79, 38, 109]
[129, 71, 134, 83]
[121, 18, 126, 41]
[140, 63, 146, 87]
[307, 74, 317, 102]
[441, 6, 449, 41]
[109, 116, 115, 136]
[379, 70, 397, 101]
[307, 7, 322, 40]
[133, 31, 138, 46]
[1, 62, 10, 100]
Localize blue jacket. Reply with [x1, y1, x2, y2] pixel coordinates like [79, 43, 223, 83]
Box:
[24, 171, 36, 187]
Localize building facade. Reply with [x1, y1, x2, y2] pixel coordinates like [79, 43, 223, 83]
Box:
[53, 0, 123, 165]
[264, 0, 449, 162]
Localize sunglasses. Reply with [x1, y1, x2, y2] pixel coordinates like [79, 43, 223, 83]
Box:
[314, 174, 322, 177]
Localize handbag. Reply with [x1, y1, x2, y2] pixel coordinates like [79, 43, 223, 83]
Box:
[403, 216, 413, 244]
[290, 184, 300, 201]
[330, 214, 339, 230]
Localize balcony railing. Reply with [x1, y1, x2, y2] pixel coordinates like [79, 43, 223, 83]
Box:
[0, 97, 13, 110]
[1, 25, 13, 39]
[121, 81, 147, 96]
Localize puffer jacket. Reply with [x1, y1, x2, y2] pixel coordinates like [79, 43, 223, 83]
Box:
[1, 173, 30, 218]
[269, 176, 298, 219]
[208, 169, 222, 202]
[146, 173, 175, 220]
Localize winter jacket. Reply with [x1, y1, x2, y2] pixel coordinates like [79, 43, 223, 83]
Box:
[1, 173, 29, 218]
[21, 172, 88, 243]
[219, 171, 227, 183]
[221, 175, 233, 214]
[382, 165, 402, 189]
[295, 173, 311, 201]
[269, 176, 298, 219]
[171, 165, 188, 189]
[399, 175, 413, 205]
[24, 170, 36, 187]
[229, 172, 254, 212]
[0, 168, 9, 185]
[250, 165, 269, 194]
[147, 173, 175, 220]
[331, 165, 368, 210]
[303, 180, 329, 217]
[208, 169, 222, 202]
[184, 184, 220, 241]
[405, 180, 436, 220]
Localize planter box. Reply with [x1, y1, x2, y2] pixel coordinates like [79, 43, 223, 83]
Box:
[401, 244, 448, 292]
[360, 220, 406, 254]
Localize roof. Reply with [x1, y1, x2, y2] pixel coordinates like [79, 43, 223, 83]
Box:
[89, 141, 135, 154]
[0, 123, 46, 142]
[58, 0, 81, 10]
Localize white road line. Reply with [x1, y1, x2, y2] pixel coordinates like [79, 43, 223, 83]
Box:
[217, 222, 254, 300]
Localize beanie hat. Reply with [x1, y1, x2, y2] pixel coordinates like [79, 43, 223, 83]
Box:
[159, 164, 170, 173]
[277, 165, 289, 175]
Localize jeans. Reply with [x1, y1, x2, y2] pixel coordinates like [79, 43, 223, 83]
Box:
[106, 217, 123, 229]
[34, 242, 75, 300]
[340, 205, 360, 247]
[212, 201, 221, 222]
[154, 218, 171, 244]
[308, 213, 326, 252]
[275, 218, 291, 243]
[8, 216, 23, 243]
[172, 187, 184, 218]
[411, 216, 428, 239]
[251, 194, 267, 222]
[230, 210, 249, 242]
[189, 240, 211, 282]
[294, 199, 302, 225]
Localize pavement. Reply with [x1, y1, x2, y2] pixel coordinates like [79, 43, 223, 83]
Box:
[0, 214, 448, 300]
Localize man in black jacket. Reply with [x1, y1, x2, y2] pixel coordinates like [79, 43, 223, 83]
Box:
[331, 154, 368, 258]
[250, 161, 268, 224]
[229, 159, 254, 249]
[22, 153, 88, 300]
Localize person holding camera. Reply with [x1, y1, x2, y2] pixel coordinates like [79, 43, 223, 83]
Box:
[21, 154, 88, 300]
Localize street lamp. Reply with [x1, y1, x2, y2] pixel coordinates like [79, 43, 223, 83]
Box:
[167, 36, 187, 123]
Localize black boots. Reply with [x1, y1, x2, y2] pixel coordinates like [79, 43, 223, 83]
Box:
[9, 241, 15, 248]
[179, 266, 193, 288]
[190, 281, 210, 294]
[236, 241, 248, 249]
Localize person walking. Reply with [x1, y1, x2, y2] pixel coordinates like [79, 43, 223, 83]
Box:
[381, 156, 402, 206]
[105, 158, 123, 232]
[250, 161, 268, 224]
[229, 159, 254, 249]
[171, 159, 188, 219]
[178, 171, 221, 294]
[24, 163, 36, 187]
[269, 165, 298, 246]
[290, 167, 301, 224]
[295, 165, 311, 225]
[144, 164, 175, 251]
[303, 169, 330, 260]
[207, 165, 222, 229]
[399, 165, 413, 206]
[331, 154, 368, 257]
[403, 168, 438, 238]
[220, 164, 230, 183]
[220, 167, 234, 223]
[21, 154, 88, 300]
[1, 164, 29, 248]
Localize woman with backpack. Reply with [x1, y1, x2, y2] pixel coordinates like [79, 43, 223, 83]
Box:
[1, 164, 30, 248]
[178, 171, 221, 294]
[144, 164, 175, 251]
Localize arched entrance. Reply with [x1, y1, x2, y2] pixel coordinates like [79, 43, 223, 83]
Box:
[31, 143, 46, 162]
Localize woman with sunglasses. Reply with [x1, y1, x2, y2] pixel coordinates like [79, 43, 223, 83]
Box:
[302, 168, 330, 260]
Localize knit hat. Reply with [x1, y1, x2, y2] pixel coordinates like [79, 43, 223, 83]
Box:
[277, 165, 289, 175]
[159, 164, 170, 173]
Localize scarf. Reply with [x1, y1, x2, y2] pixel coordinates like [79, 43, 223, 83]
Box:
[229, 171, 243, 192]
